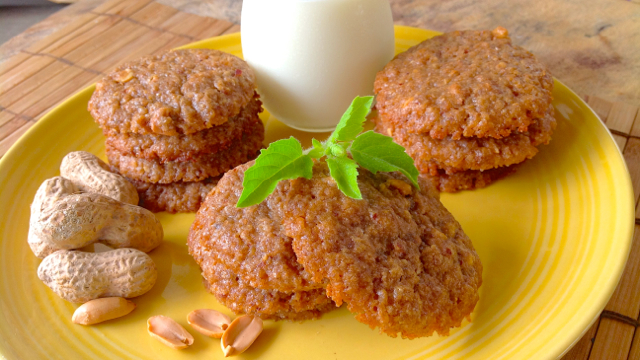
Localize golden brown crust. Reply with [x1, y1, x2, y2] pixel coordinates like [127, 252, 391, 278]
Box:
[106, 122, 264, 183]
[277, 162, 482, 338]
[89, 49, 256, 136]
[193, 162, 482, 338]
[374, 28, 554, 140]
[420, 163, 520, 193]
[128, 177, 220, 213]
[375, 106, 555, 171]
[105, 96, 263, 162]
[187, 162, 321, 292]
[201, 261, 336, 321]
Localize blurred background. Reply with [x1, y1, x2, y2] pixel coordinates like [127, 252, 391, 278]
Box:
[1, 0, 68, 44]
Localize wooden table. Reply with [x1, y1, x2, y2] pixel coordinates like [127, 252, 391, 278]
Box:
[1, 0, 639, 359]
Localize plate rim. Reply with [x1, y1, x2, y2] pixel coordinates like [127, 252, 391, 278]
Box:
[0, 26, 634, 360]
[541, 78, 635, 359]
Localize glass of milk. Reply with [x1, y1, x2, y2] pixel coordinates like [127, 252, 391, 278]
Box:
[241, 0, 395, 132]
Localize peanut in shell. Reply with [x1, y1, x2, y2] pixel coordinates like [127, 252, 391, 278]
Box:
[37, 249, 157, 303]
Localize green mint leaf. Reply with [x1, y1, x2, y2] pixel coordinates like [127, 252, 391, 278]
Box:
[350, 131, 420, 189]
[237, 137, 313, 207]
[307, 139, 325, 159]
[238, 96, 422, 208]
[312, 138, 324, 150]
[326, 156, 361, 199]
[329, 96, 374, 144]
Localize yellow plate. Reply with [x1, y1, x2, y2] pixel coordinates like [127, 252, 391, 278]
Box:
[0, 26, 634, 360]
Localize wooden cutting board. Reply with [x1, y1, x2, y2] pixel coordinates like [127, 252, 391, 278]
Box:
[0, 0, 639, 359]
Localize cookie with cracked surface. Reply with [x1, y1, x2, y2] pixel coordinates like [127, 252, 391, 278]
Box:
[280, 162, 482, 338]
[106, 121, 264, 184]
[89, 49, 256, 136]
[374, 27, 553, 140]
[105, 95, 263, 162]
[129, 176, 220, 214]
[375, 105, 555, 171]
[200, 260, 336, 321]
[419, 162, 520, 193]
[187, 162, 321, 292]
[195, 161, 482, 337]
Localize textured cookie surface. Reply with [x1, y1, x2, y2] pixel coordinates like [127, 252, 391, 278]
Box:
[89, 49, 256, 136]
[280, 162, 482, 338]
[129, 176, 220, 213]
[107, 122, 264, 184]
[105, 95, 262, 162]
[192, 161, 482, 338]
[375, 106, 556, 171]
[419, 163, 520, 193]
[201, 261, 336, 321]
[187, 162, 321, 292]
[374, 28, 554, 140]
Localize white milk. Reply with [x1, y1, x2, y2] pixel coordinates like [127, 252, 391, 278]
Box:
[241, 0, 394, 132]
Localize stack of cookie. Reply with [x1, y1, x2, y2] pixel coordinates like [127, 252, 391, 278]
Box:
[188, 164, 336, 322]
[374, 27, 555, 192]
[88, 49, 264, 212]
[188, 161, 482, 337]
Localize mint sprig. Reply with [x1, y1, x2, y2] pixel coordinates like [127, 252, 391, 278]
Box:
[326, 156, 361, 199]
[351, 131, 420, 189]
[236, 96, 420, 208]
[329, 96, 374, 143]
[236, 137, 313, 207]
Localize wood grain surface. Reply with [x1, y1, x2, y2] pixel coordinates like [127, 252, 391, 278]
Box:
[2, 0, 639, 106]
[0, 0, 639, 359]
